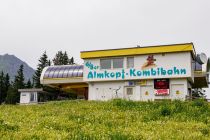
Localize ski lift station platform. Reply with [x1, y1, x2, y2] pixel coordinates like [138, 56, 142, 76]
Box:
[40, 43, 209, 101]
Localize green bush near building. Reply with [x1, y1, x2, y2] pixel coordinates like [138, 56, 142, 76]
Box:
[0, 99, 210, 139]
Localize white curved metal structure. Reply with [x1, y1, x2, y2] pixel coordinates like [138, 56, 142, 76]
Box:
[40, 65, 84, 85]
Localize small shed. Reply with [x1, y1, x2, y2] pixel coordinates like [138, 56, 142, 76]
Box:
[18, 88, 43, 104]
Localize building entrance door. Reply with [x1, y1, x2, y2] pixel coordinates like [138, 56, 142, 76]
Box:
[171, 84, 185, 100]
[97, 88, 112, 101]
[140, 85, 153, 101]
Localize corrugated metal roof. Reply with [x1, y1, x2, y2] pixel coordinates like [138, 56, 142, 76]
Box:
[43, 65, 83, 79]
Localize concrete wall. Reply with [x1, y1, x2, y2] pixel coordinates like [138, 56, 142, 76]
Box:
[88, 78, 189, 101]
[84, 52, 193, 82]
[20, 92, 38, 104]
[84, 52, 193, 101]
[88, 81, 124, 100]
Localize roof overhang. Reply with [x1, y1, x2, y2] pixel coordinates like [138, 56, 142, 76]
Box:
[41, 77, 84, 85]
[18, 88, 49, 94]
[81, 43, 195, 59]
[54, 83, 88, 89]
[192, 71, 209, 88]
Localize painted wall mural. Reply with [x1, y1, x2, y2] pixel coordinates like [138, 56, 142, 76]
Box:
[141, 55, 157, 70]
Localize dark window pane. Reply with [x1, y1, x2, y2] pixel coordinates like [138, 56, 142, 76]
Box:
[127, 57, 134, 68]
[100, 59, 111, 69]
[30, 93, 35, 101]
[126, 87, 133, 95]
[113, 58, 124, 69]
[195, 62, 202, 71]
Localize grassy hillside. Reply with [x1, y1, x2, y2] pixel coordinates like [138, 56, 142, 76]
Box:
[0, 100, 210, 140]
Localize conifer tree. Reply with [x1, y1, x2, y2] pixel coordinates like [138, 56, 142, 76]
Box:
[69, 57, 75, 65]
[53, 51, 75, 65]
[33, 51, 50, 88]
[5, 87, 17, 104]
[5, 73, 10, 92]
[26, 79, 33, 88]
[4, 73, 10, 103]
[5, 64, 25, 104]
[14, 64, 25, 90]
[0, 72, 10, 104]
[14, 64, 25, 103]
[53, 51, 63, 65]
[48, 60, 51, 66]
[63, 51, 69, 65]
[0, 71, 5, 104]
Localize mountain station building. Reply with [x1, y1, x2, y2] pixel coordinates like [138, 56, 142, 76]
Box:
[40, 43, 209, 101]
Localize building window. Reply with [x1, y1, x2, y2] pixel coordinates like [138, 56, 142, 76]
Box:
[127, 57, 134, 68]
[126, 87, 133, 95]
[100, 59, 111, 69]
[30, 93, 35, 102]
[113, 58, 124, 69]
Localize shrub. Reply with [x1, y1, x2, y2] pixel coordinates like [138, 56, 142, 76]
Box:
[200, 127, 209, 136]
[192, 99, 207, 107]
[160, 106, 171, 116]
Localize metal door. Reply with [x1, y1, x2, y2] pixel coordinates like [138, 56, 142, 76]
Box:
[140, 85, 154, 101]
[171, 84, 185, 100]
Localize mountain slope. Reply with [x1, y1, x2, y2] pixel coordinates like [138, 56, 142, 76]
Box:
[0, 54, 35, 81]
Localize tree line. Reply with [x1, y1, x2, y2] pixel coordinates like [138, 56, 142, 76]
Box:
[0, 51, 75, 104]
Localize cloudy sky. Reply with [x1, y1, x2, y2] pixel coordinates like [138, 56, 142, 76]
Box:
[0, 0, 210, 69]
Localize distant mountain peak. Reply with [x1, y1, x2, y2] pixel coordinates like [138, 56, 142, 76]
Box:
[0, 54, 35, 81]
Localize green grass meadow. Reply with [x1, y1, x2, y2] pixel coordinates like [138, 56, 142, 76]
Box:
[0, 99, 210, 140]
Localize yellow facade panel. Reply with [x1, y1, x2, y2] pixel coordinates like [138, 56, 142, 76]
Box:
[80, 44, 194, 59]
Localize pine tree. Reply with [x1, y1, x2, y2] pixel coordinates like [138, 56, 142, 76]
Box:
[0, 72, 10, 104]
[53, 51, 75, 65]
[5, 73, 10, 92]
[33, 51, 50, 88]
[5, 87, 17, 104]
[14, 65, 25, 89]
[48, 60, 51, 66]
[0, 71, 5, 104]
[26, 79, 32, 88]
[13, 64, 25, 103]
[3, 73, 10, 103]
[53, 51, 64, 65]
[69, 57, 75, 65]
[63, 51, 69, 65]
[5, 65, 25, 104]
